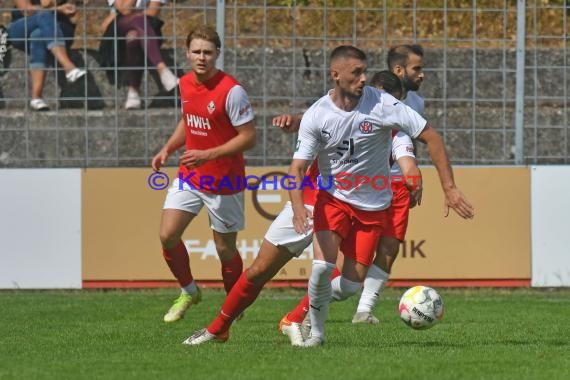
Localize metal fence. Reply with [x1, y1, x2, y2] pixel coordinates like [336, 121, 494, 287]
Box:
[0, 0, 568, 167]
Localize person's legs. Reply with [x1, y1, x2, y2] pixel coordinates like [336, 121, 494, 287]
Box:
[212, 230, 243, 294]
[182, 241, 298, 345]
[182, 201, 312, 345]
[10, 17, 49, 109]
[304, 230, 341, 346]
[118, 14, 177, 92]
[209, 241, 295, 333]
[34, 11, 83, 77]
[159, 208, 200, 322]
[354, 186, 410, 323]
[30, 70, 46, 99]
[159, 208, 196, 286]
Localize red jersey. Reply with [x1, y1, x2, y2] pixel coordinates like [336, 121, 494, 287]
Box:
[179, 70, 251, 195]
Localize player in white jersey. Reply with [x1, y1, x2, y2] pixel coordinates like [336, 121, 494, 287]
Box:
[181, 74, 414, 346]
[289, 45, 474, 347]
[353, 45, 428, 324]
[278, 71, 425, 345]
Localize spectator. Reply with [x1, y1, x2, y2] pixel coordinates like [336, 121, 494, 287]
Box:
[8, 0, 86, 111]
[100, 0, 178, 109]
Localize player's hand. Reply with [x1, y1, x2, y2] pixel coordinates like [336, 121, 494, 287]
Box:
[292, 205, 312, 235]
[180, 149, 210, 170]
[408, 185, 423, 208]
[443, 187, 474, 219]
[272, 114, 301, 133]
[151, 149, 169, 171]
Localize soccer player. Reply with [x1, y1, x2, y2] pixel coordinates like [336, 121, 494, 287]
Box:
[288, 45, 473, 347]
[182, 47, 473, 346]
[151, 25, 256, 323]
[280, 70, 424, 335]
[181, 72, 411, 346]
[352, 45, 427, 324]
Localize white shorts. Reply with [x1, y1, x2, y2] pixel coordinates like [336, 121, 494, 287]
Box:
[163, 178, 245, 233]
[264, 201, 314, 257]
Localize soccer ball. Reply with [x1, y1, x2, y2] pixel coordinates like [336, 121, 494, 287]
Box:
[398, 285, 444, 330]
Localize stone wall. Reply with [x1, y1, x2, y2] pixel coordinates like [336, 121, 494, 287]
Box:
[0, 46, 568, 167]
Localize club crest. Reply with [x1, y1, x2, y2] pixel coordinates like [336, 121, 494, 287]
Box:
[359, 121, 373, 134]
[207, 100, 215, 114]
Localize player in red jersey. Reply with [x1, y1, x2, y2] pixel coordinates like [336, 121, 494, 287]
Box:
[151, 25, 256, 323]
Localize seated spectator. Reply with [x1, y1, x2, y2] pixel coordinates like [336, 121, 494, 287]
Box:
[101, 0, 178, 110]
[8, 0, 86, 111]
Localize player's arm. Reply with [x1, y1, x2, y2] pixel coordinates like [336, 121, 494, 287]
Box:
[397, 156, 423, 208]
[392, 131, 422, 207]
[416, 125, 474, 219]
[288, 158, 311, 234]
[151, 118, 185, 171]
[179, 121, 256, 169]
[272, 113, 303, 134]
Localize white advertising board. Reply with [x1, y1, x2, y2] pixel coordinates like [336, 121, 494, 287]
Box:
[531, 166, 570, 287]
[0, 169, 81, 288]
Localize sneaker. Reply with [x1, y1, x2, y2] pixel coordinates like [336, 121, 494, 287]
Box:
[302, 335, 325, 347]
[279, 315, 306, 346]
[163, 288, 202, 323]
[65, 68, 86, 83]
[30, 98, 49, 111]
[182, 328, 229, 345]
[351, 311, 380, 325]
[159, 68, 178, 92]
[301, 313, 311, 338]
[124, 92, 142, 110]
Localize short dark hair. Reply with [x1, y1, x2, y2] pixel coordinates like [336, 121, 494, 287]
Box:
[370, 71, 403, 99]
[186, 25, 221, 50]
[387, 44, 424, 70]
[330, 45, 367, 63]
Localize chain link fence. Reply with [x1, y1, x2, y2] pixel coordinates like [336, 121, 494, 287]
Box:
[0, 0, 568, 167]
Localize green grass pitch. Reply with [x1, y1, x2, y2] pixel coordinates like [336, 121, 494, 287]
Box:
[1, 287, 569, 380]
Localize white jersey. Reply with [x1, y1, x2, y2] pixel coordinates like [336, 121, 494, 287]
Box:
[391, 90, 424, 176]
[294, 86, 426, 211]
[392, 131, 415, 168]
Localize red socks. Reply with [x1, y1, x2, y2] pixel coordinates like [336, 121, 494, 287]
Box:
[162, 241, 193, 287]
[208, 272, 263, 334]
[221, 251, 243, 293]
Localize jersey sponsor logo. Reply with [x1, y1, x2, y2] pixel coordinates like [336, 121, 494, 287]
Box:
[359, 121, 373, 134]
[185, 113, 212, 130]
[336, 138, 355, 157]
[406, 146, 414, 153]
[207, 100, 215, 114]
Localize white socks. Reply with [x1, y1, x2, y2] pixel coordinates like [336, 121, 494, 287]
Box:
[356, 264, 389, 313]
[331, 275, 362, 302]
[307, 260, 335, 340]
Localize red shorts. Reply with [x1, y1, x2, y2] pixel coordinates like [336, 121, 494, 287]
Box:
[382, 183, 411, 241]
[313, 191, 387, 266]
